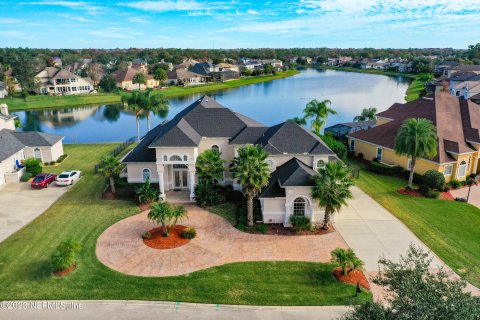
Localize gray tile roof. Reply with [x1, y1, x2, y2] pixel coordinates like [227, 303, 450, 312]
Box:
[259, 158, 317, 198]
[0, 129, 63, 162]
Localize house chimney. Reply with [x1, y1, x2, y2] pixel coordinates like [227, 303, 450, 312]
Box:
[0, 104, 8, 116]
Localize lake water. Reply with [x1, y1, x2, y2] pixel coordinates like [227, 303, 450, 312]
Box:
[14, 69, 410, 143]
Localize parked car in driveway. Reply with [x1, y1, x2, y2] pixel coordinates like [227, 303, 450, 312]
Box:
[31, 173, 57, 189]
[56, 171, 82, 186]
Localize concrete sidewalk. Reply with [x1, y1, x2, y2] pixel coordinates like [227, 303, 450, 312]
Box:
[0, 182, 69, 243]
[0, 300, 350, 320]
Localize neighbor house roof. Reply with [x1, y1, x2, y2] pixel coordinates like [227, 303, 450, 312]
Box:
[167, 69, 203, 80]
[0, 129, 63, 162]
[348, 92, 480, 164]
[447, 65, 480, 73]
[259, 158, 317, 198]
[191, 62, 214, 76]
[124, 96, 335, 163]
[114, 68, 153, 83]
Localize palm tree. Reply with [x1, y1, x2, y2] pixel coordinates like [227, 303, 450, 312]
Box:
[132, 72, 146, 90]
[148, 202, 174, 237]
[303, 99, 337, 134]
[196, 149, 226, 184]
[230, 145, 270, 227]
[312, 161, 354, 230]
[353, 107, 377, 122]
[122, 92, 144, 142]
[331, 248, 363, 275]
[395, 118, 438, 189]
[99, 156, 124, 194]
[143, 89, 169, 131]
[290, 116, 307, 126]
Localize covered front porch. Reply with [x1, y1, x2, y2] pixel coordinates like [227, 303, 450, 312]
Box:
[165, 190, 194, 203]
[157, 163, 196, 201]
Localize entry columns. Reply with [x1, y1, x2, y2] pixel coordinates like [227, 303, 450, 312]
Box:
[188, 164, 196, 200]
[157, 164, 165, 200]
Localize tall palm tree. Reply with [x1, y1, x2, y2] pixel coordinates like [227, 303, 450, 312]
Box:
[122, 91, 145, 142]
[196, 149, 226, 184]
[303, 99, 337, 134]
[230, 145, 271, 227]
[395, 118, 438, 189]
[353, 107, 377, 122]
[99, 156, 125, 194]
[312, 161, 354, 230]
[144, 90, 169, 132]
[290, 116, 307, 126]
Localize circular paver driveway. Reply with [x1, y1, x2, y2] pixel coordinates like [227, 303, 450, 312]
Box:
[96, 205, 348, 276]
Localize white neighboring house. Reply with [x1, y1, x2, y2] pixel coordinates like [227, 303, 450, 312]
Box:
[34, 67, 94, 95]
[0, 104, 64, 185]
[450, 81, 480, 100]
[122, 96, 338, 227]
[0, 81, 8, 99]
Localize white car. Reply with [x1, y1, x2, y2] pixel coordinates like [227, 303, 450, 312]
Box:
[56, 170, 82, 186]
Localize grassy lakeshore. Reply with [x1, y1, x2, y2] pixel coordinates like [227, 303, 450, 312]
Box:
[0, 143, 371, 305]
[320, 66, 424, 102]
[4, 70, 299, 111]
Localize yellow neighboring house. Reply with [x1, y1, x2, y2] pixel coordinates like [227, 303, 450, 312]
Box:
[114, 68, 158, 91]
[348, 92, 480, 182]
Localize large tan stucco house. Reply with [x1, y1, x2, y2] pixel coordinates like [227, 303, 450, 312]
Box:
[34, 67, 94, 95]
[0, 104, 64, 185]
[114, 68, 158, 91]
[348, 92, 480, 182]
[123, 96, 337, 226]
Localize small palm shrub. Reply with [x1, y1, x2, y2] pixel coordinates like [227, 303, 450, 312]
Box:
[423, 170, 445, 191]
[135, 179, 159, 204]
[181, 227, 197, 239]
[194, 180, 223, 207]
[25, 158, 42, 175]
[289, 215, 312, 233]
[331, 247, 364, 276]
[20, 172, 32, 182]
[51, 239, 82, 272]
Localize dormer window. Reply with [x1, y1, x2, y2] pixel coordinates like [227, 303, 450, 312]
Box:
[316, 160, 325, 170]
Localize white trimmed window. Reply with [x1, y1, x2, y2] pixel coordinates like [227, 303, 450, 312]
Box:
[316, 160, 326, 170]
[266, 159, 275, 171]
[183, 155, 188, 161]
[349, 140, 355, 152]
[142, 168, 151, 182]
[211, 145, 220, 153]
[169, 155, 182, 162]
[444, 164, 453, 176]
[376, 147, 383, 161]
[163, 155, 168, 161]
[293, 198, 306, 217]
[458, 161, 467, 178]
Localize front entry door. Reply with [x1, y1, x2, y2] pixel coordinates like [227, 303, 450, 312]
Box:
[174, 170, 188, 189]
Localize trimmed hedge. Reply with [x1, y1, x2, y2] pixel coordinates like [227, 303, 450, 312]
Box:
[423, 170, 445, 191]
[368, 161, 403, 175]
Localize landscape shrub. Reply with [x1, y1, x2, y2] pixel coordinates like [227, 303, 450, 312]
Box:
[44, 162, 50, 166]
[181, 227, 197, 239]
[25, 158, 42, 175]
[50, 161, 56, 166]
[368, 161, 403, 175]
[225, 190, 243, 202]
[20, 172, 32, 182]
[142, 231, 152, 240]
[289, 216, 312, 233]
[449, 179, 462, 189]
[135, 180, 159, 204]
[51, 239, 82, 272]
[253, 224, 269, 234]
[419, 185, 440, 199]
[423, 170, 445, 191]
[194, 180, 223, 207]
[319, 134, 347, 161]
[330, 247, 364, 275]
[236, 223, 246, 231]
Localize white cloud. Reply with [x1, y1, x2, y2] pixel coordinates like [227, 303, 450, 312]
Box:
[119, 0, 232, 13]
[247, 9, 259, 15]
[19, 1, 104, 15]
[127, 16, 150, 24]
[59, 14, 93, 23]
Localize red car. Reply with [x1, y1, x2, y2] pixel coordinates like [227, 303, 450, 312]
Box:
[31, 173, 57, 189]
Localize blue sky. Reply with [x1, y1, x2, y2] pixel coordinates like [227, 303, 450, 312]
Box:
[1, 0, 479, 49]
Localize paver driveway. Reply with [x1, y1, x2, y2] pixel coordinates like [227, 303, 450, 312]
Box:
[0, 182, 69, 243]
[96, 206, 348, 277]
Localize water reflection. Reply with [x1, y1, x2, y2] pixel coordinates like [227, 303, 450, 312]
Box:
[13, 69, 409, 143]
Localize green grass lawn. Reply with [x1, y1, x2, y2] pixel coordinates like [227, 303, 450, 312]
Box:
[405, 78, 425, 102]
[4, 71, 299, 111]
[0, 144, 371, 305]
[350, 160, 480, 287]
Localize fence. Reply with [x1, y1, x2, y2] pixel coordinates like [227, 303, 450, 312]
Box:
[94, 136, 136, 174]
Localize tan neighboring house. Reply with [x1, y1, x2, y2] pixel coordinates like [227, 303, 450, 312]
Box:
[35, 67, 94, 95]
[348, 92, 480, 182]
[167, 69, 206, 86]
[122, 96, 337, 226]
[0, 104, 64, 185]
[216, 63, 239, 72]
[114, 68, 158, 91]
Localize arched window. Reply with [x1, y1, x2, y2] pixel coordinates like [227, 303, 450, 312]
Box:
[316, 160, 325, 170]
[293, 198, 306, 216]
[34, 148, 42, 161]
[458, 161, 467, 177]
[142, 168, 151, 182]
[169, 155, 182, 162]
[211, 145, 220, 153]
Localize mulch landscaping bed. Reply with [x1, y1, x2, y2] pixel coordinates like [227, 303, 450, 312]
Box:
[143, 225, 190, 250]
[333, 267, 371, 290]
[53, 264, 76, 277]
[398, 188, 455, 201]
[261, 224, 336, 236]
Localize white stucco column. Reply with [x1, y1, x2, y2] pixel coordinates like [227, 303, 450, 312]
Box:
[473, 156, 479, 174]
[157, 164, 165, 200]
[188, 164, 196, 200]
[284, 204, 292, 226]
[310, 204, 315, 224]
